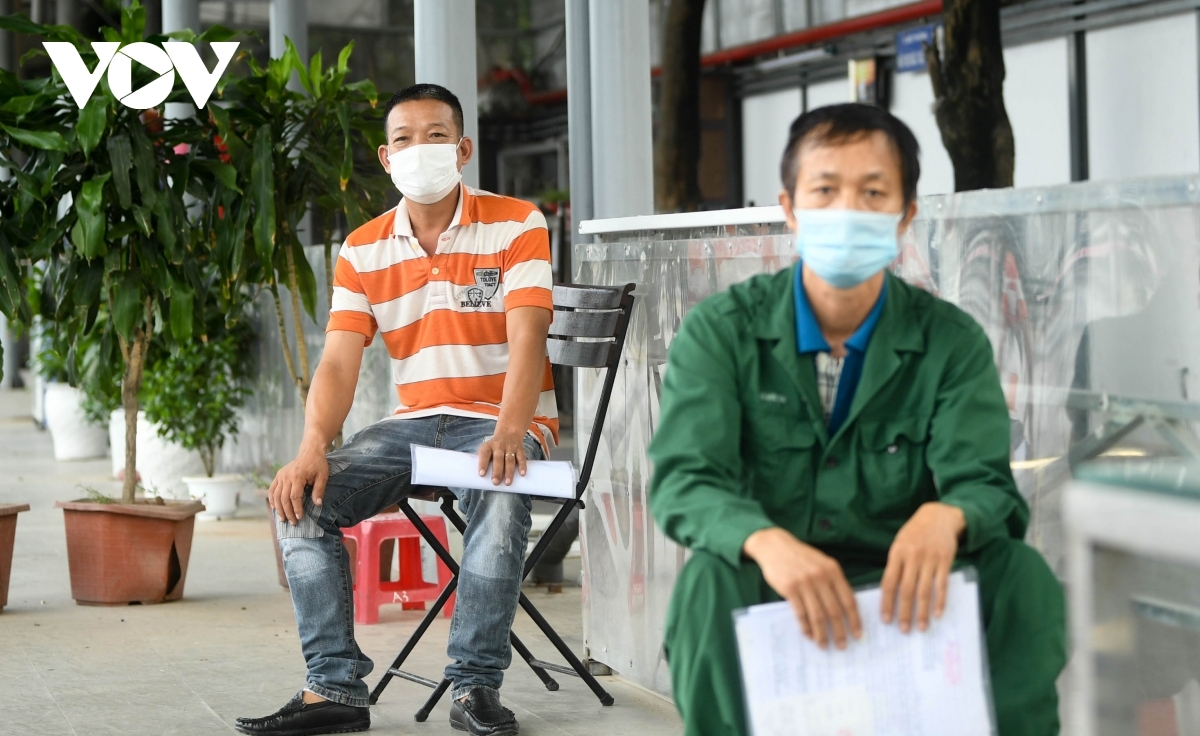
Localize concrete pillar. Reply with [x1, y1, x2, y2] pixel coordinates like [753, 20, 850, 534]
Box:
[161, 0, 200, 119]
[270, 0, 307, 66]
[565, 0, 593, 244]
[414, 0, 480, 188]
[0, 0, 10, 74]
[589, 0, 654, 218]
[55, 0, 77, 29]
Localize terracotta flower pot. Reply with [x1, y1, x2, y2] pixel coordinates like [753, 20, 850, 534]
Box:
[0, 504, 30, 611]
[55, 499, 205, 605]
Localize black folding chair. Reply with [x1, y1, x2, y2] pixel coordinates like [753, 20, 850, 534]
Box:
[369, 282, 637, 720]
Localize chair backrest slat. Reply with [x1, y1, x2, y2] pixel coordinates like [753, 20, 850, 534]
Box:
[549, 310, 620, 338]
[548, 338, 611, 368]
[552, 284, 624, 310]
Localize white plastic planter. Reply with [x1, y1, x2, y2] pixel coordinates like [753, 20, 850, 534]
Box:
[43, 384, 108, 461]
[109, 409, 206, 500]
[183, 474, 245, 521]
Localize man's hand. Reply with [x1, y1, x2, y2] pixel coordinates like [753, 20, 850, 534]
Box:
[269, 443, 330, 525]
[477, 430, 528, 487]
[744, 528, 862, 649]
[880, 502, 966, 633]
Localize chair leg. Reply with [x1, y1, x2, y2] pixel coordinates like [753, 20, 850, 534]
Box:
[511, 630, 559, 691]
[368, 577, 459, 705]
[518, 592, 614, 706]
[415, 677, 453, 722]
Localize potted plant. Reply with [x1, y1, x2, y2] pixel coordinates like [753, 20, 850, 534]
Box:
[0, 503, 30, 612]
[207, 39, 389, 417]
[143, 321, 253, 520]
[34, 323, 108, 461]
[0, 7, 236, 604]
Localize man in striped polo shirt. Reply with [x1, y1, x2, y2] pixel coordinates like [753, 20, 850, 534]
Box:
[237, 84, 556, 736]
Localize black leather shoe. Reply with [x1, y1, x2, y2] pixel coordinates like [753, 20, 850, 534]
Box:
[449, 687, 518, 735]
[235, 692, 370, 736]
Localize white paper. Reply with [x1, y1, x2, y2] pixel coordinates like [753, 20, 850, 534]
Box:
[410, 444, 576, 499]
[734, 571, 993, 736]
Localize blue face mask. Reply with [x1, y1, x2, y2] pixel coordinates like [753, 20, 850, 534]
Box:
[793, 208, 902, 289]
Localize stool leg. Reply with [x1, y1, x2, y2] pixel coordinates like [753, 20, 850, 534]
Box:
[356, 527, 381, 625]
[415, 678, 452, 722]
[431, 518, 456, 618]
[397, 537, 426, 611]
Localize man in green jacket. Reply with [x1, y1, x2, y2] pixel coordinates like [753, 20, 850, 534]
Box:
[648, 104, 1066, 736]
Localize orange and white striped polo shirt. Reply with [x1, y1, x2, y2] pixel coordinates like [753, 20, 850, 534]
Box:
[327, 184, 558, 449]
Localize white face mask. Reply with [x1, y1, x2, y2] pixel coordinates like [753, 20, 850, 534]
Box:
[387, 142, 462, 205]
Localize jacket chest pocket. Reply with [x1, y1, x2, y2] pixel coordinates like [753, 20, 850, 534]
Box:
[745, 407, 818, 514]
[856, 416, 930, 516]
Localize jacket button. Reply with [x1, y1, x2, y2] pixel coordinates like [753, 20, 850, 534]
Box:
[824, 457, 838, 469]
[887, 444, 899, 454]
[818, 519, 832, 530]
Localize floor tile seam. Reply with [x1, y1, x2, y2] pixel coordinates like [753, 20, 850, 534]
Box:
[14, 636, 80, 736]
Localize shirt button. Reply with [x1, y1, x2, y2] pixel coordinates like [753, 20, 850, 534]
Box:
[431, 267, 440, 275]
[818, 519, 832, 531]
[824, 457, 838, 469]
[887, 444, 899, 454]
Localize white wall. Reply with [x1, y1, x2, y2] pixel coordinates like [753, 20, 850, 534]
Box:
[742, 88, 802, 206]
[1087, 13, 1200, 182]
[1006, 38, 1072, 188]
[806, 77, 849, 110]
[890, 70, 955, 196]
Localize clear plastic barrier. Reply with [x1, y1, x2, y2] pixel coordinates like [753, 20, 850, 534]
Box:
[576, 174, 1200, 695]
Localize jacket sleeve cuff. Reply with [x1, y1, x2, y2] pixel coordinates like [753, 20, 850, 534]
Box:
[938, 496, 995, 554]
[705, 511, 778, 569]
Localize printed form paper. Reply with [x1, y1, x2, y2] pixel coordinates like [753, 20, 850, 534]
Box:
[734, 571, 994, 736]
[410, 444, 576, 499]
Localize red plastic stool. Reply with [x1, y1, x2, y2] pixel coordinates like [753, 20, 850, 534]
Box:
[342, 512, 456, 625]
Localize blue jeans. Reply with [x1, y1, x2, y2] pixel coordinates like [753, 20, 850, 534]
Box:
[276, 415, 542, 707]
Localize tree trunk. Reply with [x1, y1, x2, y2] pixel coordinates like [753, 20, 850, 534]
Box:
[118, 303, 153, 505]
[284, 243, 312, 408]
[925, 0, 1014, 191]
[654, 0, 707, 213]
[200, 444, 215, 478]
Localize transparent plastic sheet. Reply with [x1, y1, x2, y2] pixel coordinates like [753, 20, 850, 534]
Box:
[576, 174, 1200, 696]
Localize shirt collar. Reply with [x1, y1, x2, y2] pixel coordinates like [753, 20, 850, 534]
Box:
[794, 263, 888, 354]
[392, 183, 472, 238]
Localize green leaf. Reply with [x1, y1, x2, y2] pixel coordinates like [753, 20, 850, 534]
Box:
[111, 273, 142, 340]
[336, 102, 352, 191]
[195, 160, 240, 192]
[131, 126, 159, 207]
[0, 15, 45, 35]
[107, 134, 133, 208]
[251, 125, 276, 267]
[336, 42, 353, 75]
[309, 49, 323, 98]
[168, 280, 194, 341]
[1, 95, 38, 116]
[198, 24, 237, 43]
[70, 173, 111, 258]
[120, 2, 146, 43]
[72, 258, 105, 307]
[0, 124, 68, 152]
[77, 101, 106, 157]
[290, 239, 317, 320]
[131, 205, 153, 236]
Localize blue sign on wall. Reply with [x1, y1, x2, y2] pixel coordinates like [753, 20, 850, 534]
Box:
[896, 25, 939, 73]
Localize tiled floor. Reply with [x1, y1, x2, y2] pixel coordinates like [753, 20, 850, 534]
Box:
[0, 386, 682, 736]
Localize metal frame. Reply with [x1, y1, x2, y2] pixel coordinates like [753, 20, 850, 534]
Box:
[368, 283, 637, 719]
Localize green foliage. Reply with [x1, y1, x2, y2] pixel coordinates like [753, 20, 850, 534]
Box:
[0, 6, 242, 501]
[142, 322, 252, 478]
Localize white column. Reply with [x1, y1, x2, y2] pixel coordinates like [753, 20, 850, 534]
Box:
[270, 0, 307, 64]
[55, 0, 78, 29]
[161, 0, 200, 119]
[0, 0, 16, 390]
[414, 0, 480, 189]
[565, 0, 593, 243]
[588, 0, 654, 218]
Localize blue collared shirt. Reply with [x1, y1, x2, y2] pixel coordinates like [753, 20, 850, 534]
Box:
[794, 264, 887, 435]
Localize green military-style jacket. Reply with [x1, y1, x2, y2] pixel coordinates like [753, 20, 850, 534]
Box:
[647, 265, 1029, 572]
